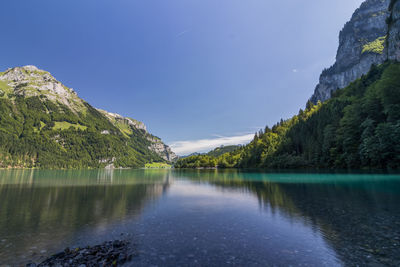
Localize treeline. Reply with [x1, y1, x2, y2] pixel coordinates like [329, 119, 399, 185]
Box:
[175, 62, 400, 170]
[207, 145, 239, 157]
[0, 95, 163, 168]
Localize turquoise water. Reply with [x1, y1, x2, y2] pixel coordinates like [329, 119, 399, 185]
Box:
[1, 169, 400, 266]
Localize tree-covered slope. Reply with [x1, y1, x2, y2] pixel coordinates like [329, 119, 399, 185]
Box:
[207, 145, 240, 157]
[175, 62, 400, 170]
[0, 66, 176, 168]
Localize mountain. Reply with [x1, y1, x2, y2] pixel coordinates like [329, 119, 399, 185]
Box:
[175, 0, 400, 170]
[179, 145, 240, 159]
[311, 0, 391, 103]
[180, 152, 202, 158]
[96, 109, 178, 162]
[176, 62, 400, 169]
[206, 145, 240, 157]
[388, 0, 400, 60]
[0, 65, 177, 168]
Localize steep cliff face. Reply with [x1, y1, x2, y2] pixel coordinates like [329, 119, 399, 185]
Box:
[388, 0, 400, 60]
[311, 0, 390, 102]
[147, 137, 179, 162]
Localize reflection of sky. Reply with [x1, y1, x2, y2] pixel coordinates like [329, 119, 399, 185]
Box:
[3, 169, 400, 266]
[133, 178, 341, 266]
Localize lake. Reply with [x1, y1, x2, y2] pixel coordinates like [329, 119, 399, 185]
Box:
[1, 169, 400, 266]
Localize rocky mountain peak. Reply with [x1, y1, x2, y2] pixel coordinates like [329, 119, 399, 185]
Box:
[311, 0, 391, 103]
[2, 65, 53, 82]
[21, 65, 39, 71]
[0, 65, 84, 112]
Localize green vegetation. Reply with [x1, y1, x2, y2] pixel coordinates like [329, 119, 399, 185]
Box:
[53, 121, 87, 131]
[32, 70, 50, 76]
[114, 121, 133, 137]
[175, 146, 240, 168]
[176, 62, 400, 170]
[207, 145, 239, 157]
[0, 95, 164, 169]
[145, 162, 172, 169]
[362, 36, 386, 54]
[0, 81, 12, 96]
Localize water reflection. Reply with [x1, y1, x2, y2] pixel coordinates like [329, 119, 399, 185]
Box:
[0, 169, 399, 266]
[176, 170, 400, 266]
[0, 169, 172, 265]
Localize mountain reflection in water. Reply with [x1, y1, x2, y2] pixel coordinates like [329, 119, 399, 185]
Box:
[0, 169, 399, 266]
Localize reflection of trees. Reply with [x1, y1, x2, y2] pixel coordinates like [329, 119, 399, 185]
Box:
[176, 169, 400, 266]
[0, 169, 172, 265]
[2, 169, 399, 266]
[277, 181, 400, 266]
[174, 170, 305, 222]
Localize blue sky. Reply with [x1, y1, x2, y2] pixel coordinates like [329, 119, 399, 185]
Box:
[0, 0, 364, 155]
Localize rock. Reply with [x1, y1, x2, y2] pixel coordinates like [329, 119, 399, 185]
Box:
[311, 0, 391, 103]
[35, 240, 134, 267]
[118, 253, 127, 263]
[149, 140, 179, 162]
[388, 0, 400, 61]
[0, 66, 85, 112]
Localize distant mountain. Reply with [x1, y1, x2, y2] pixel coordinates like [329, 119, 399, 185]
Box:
[180, 145, 240, 159]
[0, 65, 177, 168]
[180, 152, 202, 158]
[206, 145, 239, 157]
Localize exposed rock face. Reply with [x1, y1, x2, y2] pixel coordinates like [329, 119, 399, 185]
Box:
[388, 0, 400, 60]
[311, 0, 391, 103]
[0, 65, 84, 112]
[97, 109, 178, 162]
[148, 137, 179, 162]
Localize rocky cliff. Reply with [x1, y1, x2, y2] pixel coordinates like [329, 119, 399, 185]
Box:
[388, 0, 400, 60]
[311, 0, 391, 102]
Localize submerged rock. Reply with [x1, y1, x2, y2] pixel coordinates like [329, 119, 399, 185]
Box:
[30, 240, 134, 267]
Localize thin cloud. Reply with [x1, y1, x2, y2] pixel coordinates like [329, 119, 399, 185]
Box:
[169, 134, 254, 156]
[176, 30, 190, 38]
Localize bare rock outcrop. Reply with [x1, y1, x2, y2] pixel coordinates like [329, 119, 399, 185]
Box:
[311, 0, 391, 102]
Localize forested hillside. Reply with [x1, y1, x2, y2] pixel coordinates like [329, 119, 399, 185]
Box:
[207, 145, 240, 157]
[175, 62, 400, 169]
[0, 66, 175, 168]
